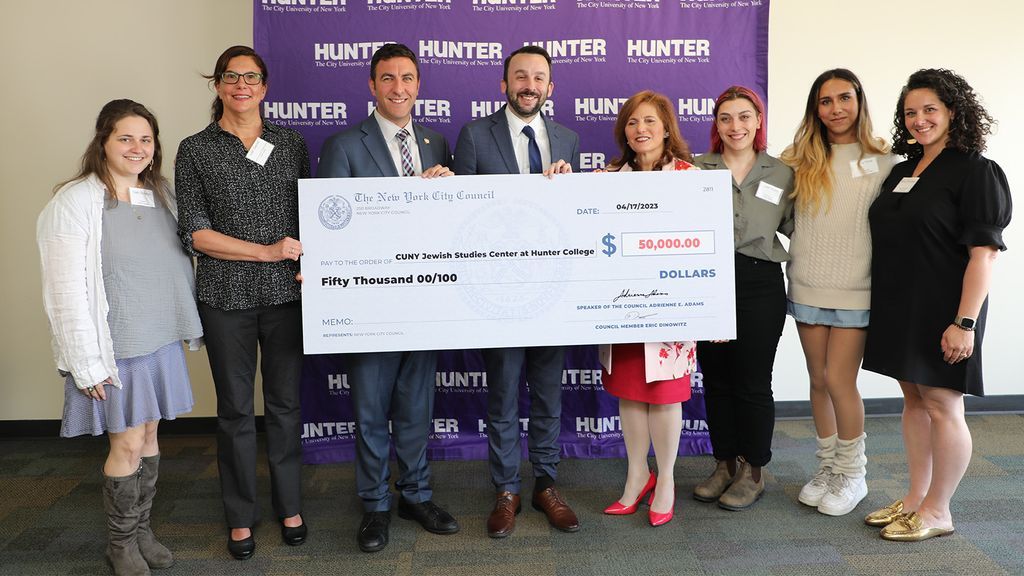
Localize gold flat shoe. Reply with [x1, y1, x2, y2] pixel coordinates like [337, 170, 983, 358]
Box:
[880, 512, 954, 542]
[864, 499, 904, 527]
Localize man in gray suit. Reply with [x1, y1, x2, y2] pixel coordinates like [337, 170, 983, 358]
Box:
[453, 45, 581, 538]
[318, 43, 458, 553]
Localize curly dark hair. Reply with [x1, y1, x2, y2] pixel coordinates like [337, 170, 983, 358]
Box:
[892, 68, 994, 158]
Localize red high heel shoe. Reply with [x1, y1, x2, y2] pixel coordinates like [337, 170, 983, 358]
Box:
[604, 471, 657, 515]
[648, 485, 675, 527]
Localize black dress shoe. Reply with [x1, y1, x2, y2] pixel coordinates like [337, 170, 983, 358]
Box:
[397, 498, 460, 535]
[227, 531, 255, 560]
[281, 520, 307, 546]
[357, 511, 390, 553]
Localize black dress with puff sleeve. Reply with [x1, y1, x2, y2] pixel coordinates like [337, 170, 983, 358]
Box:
[864, 148, 1012, 396]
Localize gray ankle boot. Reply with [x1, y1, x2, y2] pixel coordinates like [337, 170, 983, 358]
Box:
[137, 455, 173, 568]
[103, 468, 151, 576]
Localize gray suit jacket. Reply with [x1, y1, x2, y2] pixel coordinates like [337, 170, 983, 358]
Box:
[317, 114, 452, 178]
[453, 105, 580, 175]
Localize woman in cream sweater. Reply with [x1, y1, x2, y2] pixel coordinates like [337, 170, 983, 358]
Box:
[781, 69, 895, 516]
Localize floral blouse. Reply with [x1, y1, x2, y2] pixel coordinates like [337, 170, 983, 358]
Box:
[599, 158, 698, 383]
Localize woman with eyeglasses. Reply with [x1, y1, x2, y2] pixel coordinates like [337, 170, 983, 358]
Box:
[38, 99, 203, 575]
[175, 45, 310, 560]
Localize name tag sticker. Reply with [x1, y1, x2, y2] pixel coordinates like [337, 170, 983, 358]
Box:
[850, 157, 880, 178]
[892, 177, 919, 194]
[755, 181, 783, 205]
[246, 138, 274, 166]
[128, 187, 156, 208]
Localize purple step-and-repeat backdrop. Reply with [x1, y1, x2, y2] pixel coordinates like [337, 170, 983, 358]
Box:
[253, 0, 769, 464]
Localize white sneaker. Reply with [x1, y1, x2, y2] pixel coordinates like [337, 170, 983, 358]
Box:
[817, 473, 867, 516]
[798, 466, 833, 507]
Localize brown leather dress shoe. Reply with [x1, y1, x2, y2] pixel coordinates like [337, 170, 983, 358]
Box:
[531, 487, 580, 532]
[487, 491, 521, 538]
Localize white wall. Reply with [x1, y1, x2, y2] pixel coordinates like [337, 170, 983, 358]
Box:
[1, 0, 1019, 420]
[767, 2, 1023, 399]
[0, 0, 253, 421]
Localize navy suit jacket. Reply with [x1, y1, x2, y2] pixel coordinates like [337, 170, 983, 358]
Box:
[317, 114, 452, 178]
[453, 105, 580, 175]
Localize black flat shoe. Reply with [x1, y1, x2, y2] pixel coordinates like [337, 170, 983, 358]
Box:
[357, 511, 390, 553]
[281, 520, 307, 546]
[227, 531, 255, 560]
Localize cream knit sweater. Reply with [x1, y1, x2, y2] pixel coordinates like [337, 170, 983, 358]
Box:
[786, 143, 895, 310]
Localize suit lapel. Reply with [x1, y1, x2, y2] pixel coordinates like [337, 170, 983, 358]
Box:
[490, 107, 521, 174]
[360, 115, 399, 177]
[412, 124, 435, 168]
[543, 116, 565, 163]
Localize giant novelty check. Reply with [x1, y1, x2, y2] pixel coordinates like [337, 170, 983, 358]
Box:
[299, 170, 736, 354]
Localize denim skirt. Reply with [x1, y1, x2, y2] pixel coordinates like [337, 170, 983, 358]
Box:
[787, 300, 869, 329]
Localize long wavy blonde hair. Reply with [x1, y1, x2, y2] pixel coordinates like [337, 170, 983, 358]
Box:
[781, 69, 887, 215]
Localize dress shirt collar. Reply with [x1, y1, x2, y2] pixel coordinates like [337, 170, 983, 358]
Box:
[374, 110, 413, 142]
[505, 105, 546, 139]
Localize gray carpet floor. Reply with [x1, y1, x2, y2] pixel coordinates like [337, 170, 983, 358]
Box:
[2, 414, 1023, 575]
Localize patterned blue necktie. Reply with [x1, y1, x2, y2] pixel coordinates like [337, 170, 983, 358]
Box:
[522, 125, 543, 174]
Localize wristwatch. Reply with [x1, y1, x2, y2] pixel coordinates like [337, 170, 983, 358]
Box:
[953, 315, 976, 331]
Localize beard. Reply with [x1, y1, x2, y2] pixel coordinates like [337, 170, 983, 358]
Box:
[506, 88, 546, 118]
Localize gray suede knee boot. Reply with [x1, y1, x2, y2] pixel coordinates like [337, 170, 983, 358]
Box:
[137, 455, 173, 568]
[104, 468, 151, 576]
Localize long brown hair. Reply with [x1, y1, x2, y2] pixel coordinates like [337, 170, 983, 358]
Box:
[609, 90, 692, 171]
[54, 99, 170, 206]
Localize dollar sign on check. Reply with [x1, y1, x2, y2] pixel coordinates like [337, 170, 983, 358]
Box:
[602, 233, 617, 257]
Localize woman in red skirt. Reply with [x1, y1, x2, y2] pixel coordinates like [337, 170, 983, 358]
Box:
[598, 90, 698, 527]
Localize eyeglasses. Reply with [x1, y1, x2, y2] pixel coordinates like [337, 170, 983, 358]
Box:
[220, 71, 264, 85]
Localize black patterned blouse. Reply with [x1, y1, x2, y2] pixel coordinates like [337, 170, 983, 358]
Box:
[175, 121, 310, 311]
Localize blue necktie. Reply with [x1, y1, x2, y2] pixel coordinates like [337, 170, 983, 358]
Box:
[522, 125, 543, 174]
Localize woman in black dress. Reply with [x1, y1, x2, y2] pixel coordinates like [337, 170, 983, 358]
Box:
[864, 69, 1011, 541]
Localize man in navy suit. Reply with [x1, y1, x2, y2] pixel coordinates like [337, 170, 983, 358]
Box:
[318, 43, 458, 553]
[453, 45, 581, 538]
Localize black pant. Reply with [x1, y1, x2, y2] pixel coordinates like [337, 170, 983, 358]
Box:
[697, 254, 785, 467]
[199, 301, 304, 528]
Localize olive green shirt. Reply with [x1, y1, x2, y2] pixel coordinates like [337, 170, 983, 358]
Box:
[694, 151, 795, 263]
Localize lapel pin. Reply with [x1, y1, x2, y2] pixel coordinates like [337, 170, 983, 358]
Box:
[423, 138, 430, 144]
